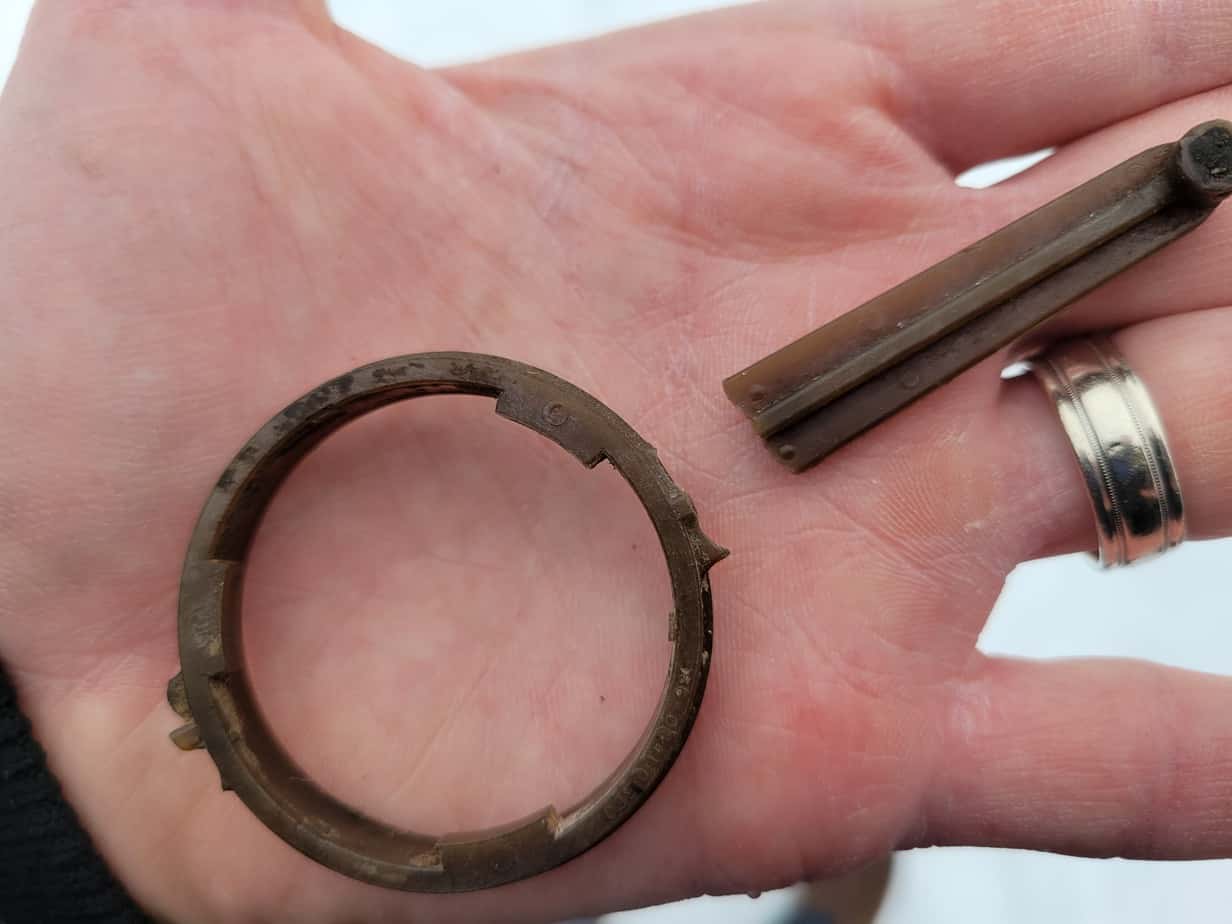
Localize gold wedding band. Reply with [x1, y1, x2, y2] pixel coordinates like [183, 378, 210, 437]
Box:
[1029, 336, 1185, 568]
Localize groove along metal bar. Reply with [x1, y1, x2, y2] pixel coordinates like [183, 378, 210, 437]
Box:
[724, 120, 1232, 472]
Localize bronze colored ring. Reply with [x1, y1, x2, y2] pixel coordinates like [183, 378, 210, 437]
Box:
[168, 352, 727, 892]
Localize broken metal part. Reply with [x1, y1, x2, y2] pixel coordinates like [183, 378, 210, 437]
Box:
[169, 352, 727, 892]
[724, 120, 1232, 472]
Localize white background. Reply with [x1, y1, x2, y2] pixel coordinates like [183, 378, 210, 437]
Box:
[3, 2, 1229, 921]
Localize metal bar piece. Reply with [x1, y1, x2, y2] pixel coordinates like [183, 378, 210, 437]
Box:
[723, 120, 1232, 472]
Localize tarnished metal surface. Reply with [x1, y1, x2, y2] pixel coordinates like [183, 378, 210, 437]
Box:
[169, 353, 727, 892]
[724, 120, 1232, 471]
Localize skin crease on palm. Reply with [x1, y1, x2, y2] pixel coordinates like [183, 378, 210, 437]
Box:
[4, 0, 1232, 921]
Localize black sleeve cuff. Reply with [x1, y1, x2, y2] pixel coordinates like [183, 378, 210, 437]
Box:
[0, 662, 152, 923]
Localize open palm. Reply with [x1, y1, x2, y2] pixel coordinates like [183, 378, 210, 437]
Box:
[4, 2, 1232, 921]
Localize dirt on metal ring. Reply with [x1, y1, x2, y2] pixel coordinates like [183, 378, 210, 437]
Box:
[167, 351, 727, 892]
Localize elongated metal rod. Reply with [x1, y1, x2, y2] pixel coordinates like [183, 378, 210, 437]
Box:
[724, 120, 1232, 472]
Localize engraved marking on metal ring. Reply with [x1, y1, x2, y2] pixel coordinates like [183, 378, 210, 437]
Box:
[168, 352, 727, 892]
[723, 120, 1232, 471]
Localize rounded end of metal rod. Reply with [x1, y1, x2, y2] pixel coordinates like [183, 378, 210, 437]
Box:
[1177, 119, 1232, 203]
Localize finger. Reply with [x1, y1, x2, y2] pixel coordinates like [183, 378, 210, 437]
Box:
[921, 655, 1232, 859]
[688, 307, 1232, 695]
[497, 0, 1232, 175]
[456, 0, 1232, 276]
[845, 0, 1232, 171]
[813, 304, 1232, 592]
[993, 307, 1232, 558]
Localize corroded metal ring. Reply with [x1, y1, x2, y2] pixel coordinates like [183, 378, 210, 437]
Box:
[167, 352, 726, 892]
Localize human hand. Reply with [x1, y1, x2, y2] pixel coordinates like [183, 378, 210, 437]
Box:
[3, 2, 1232, 921]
